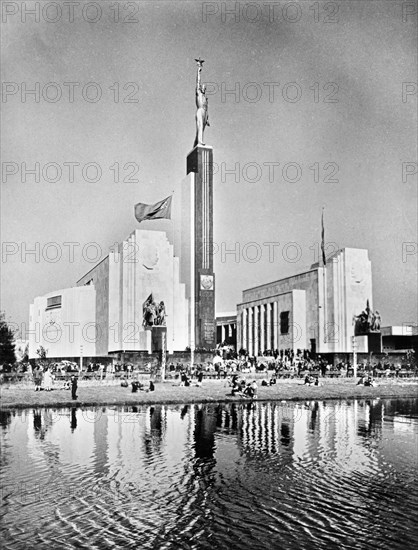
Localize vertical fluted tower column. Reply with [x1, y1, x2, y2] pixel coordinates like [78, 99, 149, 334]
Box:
[186, 144, 215, 349]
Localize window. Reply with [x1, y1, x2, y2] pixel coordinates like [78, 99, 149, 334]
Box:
[280, 311, 289, 334]
[46, 295, 62, 310]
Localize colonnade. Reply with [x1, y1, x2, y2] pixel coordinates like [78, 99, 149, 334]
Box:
[241, 302, 282, 356]
[218, 322, 237, 344]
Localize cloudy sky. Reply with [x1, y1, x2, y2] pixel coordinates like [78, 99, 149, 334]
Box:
[1, 0, 417, 334]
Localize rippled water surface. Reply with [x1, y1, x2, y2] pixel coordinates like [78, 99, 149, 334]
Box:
[1, 398, 417, 549]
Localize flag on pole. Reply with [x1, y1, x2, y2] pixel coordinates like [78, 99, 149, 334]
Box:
[134, 195, 172, 223]
[321, 208, 326, 266]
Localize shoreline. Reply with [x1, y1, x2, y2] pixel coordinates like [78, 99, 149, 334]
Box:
[1, 379, 417, 411]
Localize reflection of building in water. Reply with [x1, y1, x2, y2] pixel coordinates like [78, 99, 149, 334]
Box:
[378, 400, 418, 467]
[143, 406, 165, 457]
[21, 403, 389, 476]
[149, 406, 163, 433]
[203, 402, 299, 456]
[242, 403, 290, 454]
[292, 406, 311, 460]
[215, 403, 239, 432]
[292, 401, 384, 473]
[357, 399, 384, 437]
[1, 410, 30, 477]
[227, 401, 384, 475]
[27, 408, 96, 467]
[226, 403, 296, 456]
[18, 401, 394, 511]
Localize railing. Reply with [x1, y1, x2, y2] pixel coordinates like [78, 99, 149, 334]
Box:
[0, 371, 151, 385]
[1, 368, 417, 385]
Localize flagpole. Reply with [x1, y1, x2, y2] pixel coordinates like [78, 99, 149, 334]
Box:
[171, 188, 175, 363]
[190, 174, 195, 373]
[323, 265, 327, 346]
[321, 207, 328, 348]
[161, 329, 166, 381]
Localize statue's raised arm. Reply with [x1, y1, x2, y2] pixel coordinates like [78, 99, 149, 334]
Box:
[195, 59, 203, 99]
[194, 58, 210, 148]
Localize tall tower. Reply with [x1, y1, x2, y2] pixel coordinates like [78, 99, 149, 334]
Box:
[173, 59, 215, 351]
[187, 144, 215, 349]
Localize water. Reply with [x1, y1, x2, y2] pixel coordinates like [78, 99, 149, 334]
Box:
[1, 398, 417, 549]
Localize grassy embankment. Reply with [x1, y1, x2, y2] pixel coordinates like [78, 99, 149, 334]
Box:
[1, 377, 417, 410]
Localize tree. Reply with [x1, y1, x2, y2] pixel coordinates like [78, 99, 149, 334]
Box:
[22, 343, 29, 363]
[36, 346, 48, 369]
[0, 311, 16, 366]
[36, 346, 48, 360]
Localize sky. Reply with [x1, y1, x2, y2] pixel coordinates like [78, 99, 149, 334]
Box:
[1, 0, 417, 336]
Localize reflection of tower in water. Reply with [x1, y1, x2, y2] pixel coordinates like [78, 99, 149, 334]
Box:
[93, 408, 109, 474]
[149, 404, 220, 546]
[193, 404, 219, 459]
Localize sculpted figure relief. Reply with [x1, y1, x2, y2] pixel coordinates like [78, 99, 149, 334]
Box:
[194, 58, 210, 147]
[143, 296, 156, 327]
[372, 310, 381, 331]
[156, 301, 166, 326]
[353, 300, 382, 335]
[143, 295, 166, 327]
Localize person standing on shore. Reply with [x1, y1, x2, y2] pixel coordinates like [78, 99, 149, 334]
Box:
[43, 368, 52, 391]
[70, 375, 78, 400]
[33, 366, 43, 391]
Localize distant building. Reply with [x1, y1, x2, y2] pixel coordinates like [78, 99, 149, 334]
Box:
[216, 312, 237, 347]
[381, 325, 418, 353]
[237, 248, 374, 356]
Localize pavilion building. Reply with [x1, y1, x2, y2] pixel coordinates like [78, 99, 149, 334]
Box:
[236, 248, 373, 356]
[29, 229, 189, 361]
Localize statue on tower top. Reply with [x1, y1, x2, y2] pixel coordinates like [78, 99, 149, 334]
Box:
[194, 58, 210, 148]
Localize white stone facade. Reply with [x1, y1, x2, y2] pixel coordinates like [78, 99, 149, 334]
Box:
[29, 286, 96, 359]
[29, 229, 189, 359]
[77, 229, 189, 355]
[237, 248, 373, 355]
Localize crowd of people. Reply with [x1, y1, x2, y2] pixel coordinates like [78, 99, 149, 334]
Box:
[230, 375, 258, 398]
[194, 346, 416, 380]
[357, 374, 377, 387]
[31, 365, 79, 398]
[128, 380, 155, 393]
[8, 342, 415, 401]
[303, 374, 321, 386]
[186, 351, 336, 379]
